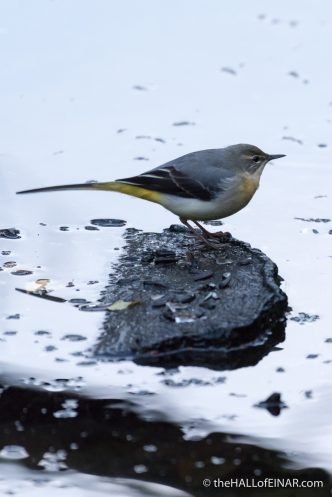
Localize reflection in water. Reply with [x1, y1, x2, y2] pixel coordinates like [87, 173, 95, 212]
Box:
[0, 386, 330, 496]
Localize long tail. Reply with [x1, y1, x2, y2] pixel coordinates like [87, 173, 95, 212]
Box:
[16, 181, 162, 203]
[16, 182, 116, 195]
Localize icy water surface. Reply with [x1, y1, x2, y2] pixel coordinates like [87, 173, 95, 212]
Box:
[1, 0, 332, 495]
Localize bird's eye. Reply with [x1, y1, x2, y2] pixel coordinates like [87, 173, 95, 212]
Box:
[252, 155, 260, 163]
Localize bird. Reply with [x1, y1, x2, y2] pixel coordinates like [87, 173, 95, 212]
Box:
[17, 144, 285, 248]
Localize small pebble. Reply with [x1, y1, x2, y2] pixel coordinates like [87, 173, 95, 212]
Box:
[62, 334, 87, 342]
[172, 121, 196, 126]
[306, 354, 319, 359]
[11, 270, 33, 276]
[221, 67, 237, 75]
[84, 225, 99, 231]
[91, 219, 126, 227]
[0, 228, 21, 239]
[6, 314, 20, 320]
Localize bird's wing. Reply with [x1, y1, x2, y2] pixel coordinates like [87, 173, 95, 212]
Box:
[116, 166, 214, 200]
[116, 150, 234, 201]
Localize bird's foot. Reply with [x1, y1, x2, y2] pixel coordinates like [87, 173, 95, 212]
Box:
[205, 231, 232, 242]
[195, 234, 221, 250]
[192, 221, 232, 243]
[180, 219, 225, 250]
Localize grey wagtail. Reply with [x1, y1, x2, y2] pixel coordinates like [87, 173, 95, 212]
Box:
[17, 144, 285, 247]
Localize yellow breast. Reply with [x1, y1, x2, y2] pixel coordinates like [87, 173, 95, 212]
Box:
[239, 172, 260, 200]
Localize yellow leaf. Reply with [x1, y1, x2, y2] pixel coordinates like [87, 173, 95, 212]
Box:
[35, 278, 50, 288]
[107, 300, 141, 311]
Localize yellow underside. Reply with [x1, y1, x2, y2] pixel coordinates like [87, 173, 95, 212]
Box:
[240, 174, 259, 197]
[93, 181, 163, 204]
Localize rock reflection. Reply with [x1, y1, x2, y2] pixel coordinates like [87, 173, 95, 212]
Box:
[0, 386, 329, 496]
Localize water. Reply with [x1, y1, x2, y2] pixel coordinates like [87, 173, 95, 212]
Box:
[1, 0, 332, 495]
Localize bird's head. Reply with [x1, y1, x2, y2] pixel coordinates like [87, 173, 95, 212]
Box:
[225, 144, 286, 175]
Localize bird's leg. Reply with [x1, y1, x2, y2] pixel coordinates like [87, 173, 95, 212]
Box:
[193, 221, 223, 238]
[180, 219, 220, 249]
[193, 221, 231, 241]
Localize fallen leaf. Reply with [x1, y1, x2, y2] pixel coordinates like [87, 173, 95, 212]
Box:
[107, 300, 141, 311]
[35, 278, 50, 288]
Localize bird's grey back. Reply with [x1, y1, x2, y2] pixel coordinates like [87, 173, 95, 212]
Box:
[153, 148, 239, 189]
[154, 148, 234, 173]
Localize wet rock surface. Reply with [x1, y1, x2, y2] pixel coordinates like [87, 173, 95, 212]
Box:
[96, 226, 288, 369]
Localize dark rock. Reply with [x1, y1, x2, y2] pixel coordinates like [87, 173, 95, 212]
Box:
[11, 270, 33, 276]
[162, 378, 212, 387]
[44, 345, 57, 352]
[84, 225, 99, 231]
[143, 280, 169, 289]
[95, 226, 288, 370]
[62, 334, 87, 342]
[172, 121, 196, 126]
[168, 224, 189, 233]
[290, 312, 319, 324]
[282, 136, 303, 145]
[218, 272, 232, 288]
[192, 270, 214, 281]
[238, 257, 252, 266]
[69, 298, 90, 305]
[203, 220, 223, 226]
[79, 303, 110, 312]
[6, 314, 20, 320]
[154, 249, 178, 264]
[0, 228, 21, 239]
[221, 67, 237, 75]
[91, 219, 127, 227]
[199, 300, 217, 310]
[3, 261, 16, 268]
[255, 393, 288, 416]
[306, 354, 319, 359]
[142, 248, 179, 265]
[294, 217, 330, 223]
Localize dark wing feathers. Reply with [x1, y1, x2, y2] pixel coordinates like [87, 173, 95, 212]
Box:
[116, 166, 215, 201]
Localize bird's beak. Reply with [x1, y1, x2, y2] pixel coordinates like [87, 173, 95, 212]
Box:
[267, 154, 286, 161]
